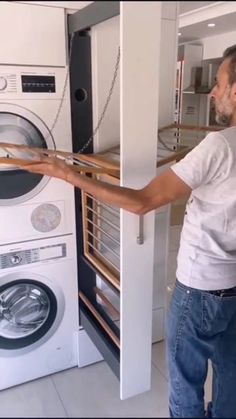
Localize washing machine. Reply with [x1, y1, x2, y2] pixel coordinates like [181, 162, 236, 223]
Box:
[0, 234, 79, 390]
[0, 65, 76, 244]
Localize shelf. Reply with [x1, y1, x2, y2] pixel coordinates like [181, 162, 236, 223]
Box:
[79, 291, 120, 348]
[80, 297, 120, 379]
[182, 91, 210, 95]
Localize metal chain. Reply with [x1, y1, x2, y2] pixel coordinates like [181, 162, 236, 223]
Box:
[78, 46, 120, 154]
[45, 32, 120, 155]
[44, 32, 75, 143]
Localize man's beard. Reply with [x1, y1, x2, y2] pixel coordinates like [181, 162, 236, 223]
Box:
[215, 112, 232, 126]
[214, 88, 233, 126]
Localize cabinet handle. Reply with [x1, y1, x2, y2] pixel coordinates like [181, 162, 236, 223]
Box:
[137, 215, 144, 245]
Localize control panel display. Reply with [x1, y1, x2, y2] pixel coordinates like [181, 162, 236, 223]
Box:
[21, 75, 56, 93]
[0, 243, 66, 269]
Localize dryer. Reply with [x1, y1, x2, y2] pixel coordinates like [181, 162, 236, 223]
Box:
[0, 234, 78, 390]
[0, 65, 76, 244]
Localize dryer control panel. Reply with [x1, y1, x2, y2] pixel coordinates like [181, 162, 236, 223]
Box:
[0, 243, 66, 269]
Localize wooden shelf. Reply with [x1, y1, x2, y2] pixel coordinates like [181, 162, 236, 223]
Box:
[79, 291, 120, 349]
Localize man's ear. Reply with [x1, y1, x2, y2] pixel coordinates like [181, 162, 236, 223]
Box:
[231, 82, 236, 102]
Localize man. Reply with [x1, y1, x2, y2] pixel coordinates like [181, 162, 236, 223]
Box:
[19, 44, 236, 418]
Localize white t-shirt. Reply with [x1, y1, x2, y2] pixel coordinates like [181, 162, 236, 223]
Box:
[171, 126, 236, 290]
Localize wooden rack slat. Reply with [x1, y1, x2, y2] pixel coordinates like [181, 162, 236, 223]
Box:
[158, 123, 223, 132]
[0, 157, 119, 177]
[94, 286, 120, 320]
[79, 291, 120, 348]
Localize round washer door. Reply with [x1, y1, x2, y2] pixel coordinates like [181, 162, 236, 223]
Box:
[0, 103, 55, 205]
[0, 273, 65, 353]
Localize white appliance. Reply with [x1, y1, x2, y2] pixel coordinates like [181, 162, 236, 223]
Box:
[0, 234, 78, 390]
[0, 65, 76, 244]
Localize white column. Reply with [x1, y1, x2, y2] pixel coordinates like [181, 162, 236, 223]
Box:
[152, 1, 179, 343]
[159, 1, 179, 128]
[120, 1, 162, 400]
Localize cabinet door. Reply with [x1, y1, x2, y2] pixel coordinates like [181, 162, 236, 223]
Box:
[74, 2, 162, 401]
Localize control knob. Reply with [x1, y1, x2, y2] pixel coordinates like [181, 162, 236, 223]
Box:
[10, 255, 21, 265]
[0, 77, 7, 91]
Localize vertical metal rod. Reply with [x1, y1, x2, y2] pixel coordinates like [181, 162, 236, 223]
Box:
[137, 215, 144, 245]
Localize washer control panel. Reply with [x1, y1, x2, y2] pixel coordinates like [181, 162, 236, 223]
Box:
[21, 75, 56, 93]
[0, 66, 65, 98]
[0, 243, 66, 269]
[0, 72, 56, 94]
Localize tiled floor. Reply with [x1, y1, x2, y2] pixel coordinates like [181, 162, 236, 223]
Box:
[0, 340, 212, 418]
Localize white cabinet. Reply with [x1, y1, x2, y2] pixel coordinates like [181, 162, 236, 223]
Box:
[68, 0, 179, 400]
[76, 2, 162, 400]
[0, 2, 66, 66]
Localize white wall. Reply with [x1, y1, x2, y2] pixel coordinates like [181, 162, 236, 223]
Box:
[91, 2, 179, 149]
[201, 30, 236, 59]
[91, 15, 120, 152]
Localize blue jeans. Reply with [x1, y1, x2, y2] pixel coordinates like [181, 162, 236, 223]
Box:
[166, 280, 236, 418]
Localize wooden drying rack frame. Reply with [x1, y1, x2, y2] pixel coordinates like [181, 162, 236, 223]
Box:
[156, 123, 223, 166]
[158, 122, 222, 133]
[0, 124, 222, 177]
[0, 142, 120, 177]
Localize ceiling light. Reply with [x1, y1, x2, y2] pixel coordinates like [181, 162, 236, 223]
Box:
[178, 32, 182, 36]
[208, 23, 215, 27]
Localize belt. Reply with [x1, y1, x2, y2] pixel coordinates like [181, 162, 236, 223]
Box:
[207, 286, 236, 297]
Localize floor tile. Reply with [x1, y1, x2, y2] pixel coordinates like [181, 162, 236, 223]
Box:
[152, 340, 168, 380]
[52, 361, 169, 418]
[0, 376, 66, 418]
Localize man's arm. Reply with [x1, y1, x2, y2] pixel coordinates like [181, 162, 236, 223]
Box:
[67, 167, 191, 214]
[18, 157, 192, 214]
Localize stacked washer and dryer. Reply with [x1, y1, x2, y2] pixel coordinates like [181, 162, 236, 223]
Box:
[0, 2, 79, 390]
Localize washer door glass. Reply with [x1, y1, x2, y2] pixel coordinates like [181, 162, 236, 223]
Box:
[0, 280, 57, 349]
[0, 107, 54, 205]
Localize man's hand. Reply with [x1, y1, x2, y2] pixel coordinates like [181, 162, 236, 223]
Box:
[18, 155, 72, 182]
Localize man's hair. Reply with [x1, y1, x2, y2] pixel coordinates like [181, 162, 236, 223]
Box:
[223, 44, 236, 85]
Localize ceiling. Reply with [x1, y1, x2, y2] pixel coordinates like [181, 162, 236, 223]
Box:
[16, 1, 235, 45]
[179, 1, 214, 15]
[178, 1, 236, 44]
